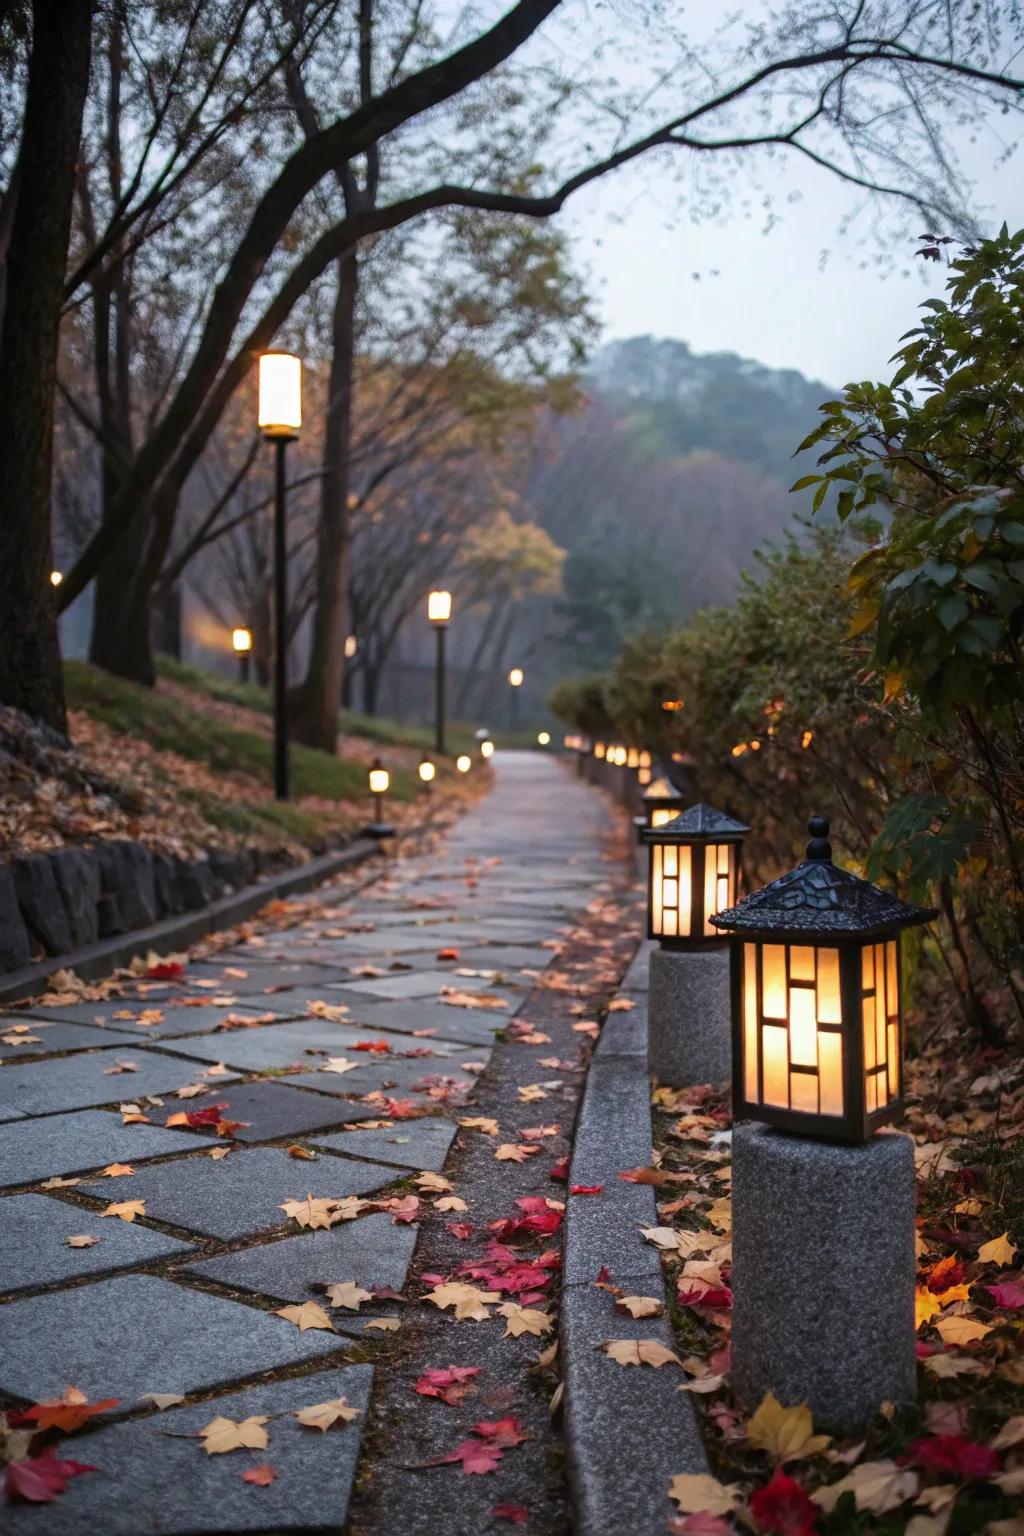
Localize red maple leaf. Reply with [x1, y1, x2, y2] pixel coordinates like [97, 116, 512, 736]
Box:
[926, 1255, 966, 1293]
[549, 1158, 569, 1182]
[437, 948, 460, 961]
[180, 1102, 230, 1127]
[908, 1434, 1001, 1481]
[472, 1416, 529, 1447]
[441, 1438, 503, 1474]
[14, 1391, 119, 1432]
[146, 961, 184, 980]
[493, 1502, 529, 1524]
[242, 1465, 277, 1486]
[446, 1222, 475, 1240]
[4, 1451, 97, 1504]
[415, 1366, 481, 1406]
[385, 1194, 420, 1223]
[677, 1283, 733, 1310]
[570, 1184, 603, 1196]
[383, 1098, 423, 1120]
[986, 1280, 1024, 1309]
[354, 1040, 392, 1053]
[749, 1470, 819, 1535]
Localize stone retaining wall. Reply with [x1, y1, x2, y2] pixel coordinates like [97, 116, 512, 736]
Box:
[0, 840, 300, 973]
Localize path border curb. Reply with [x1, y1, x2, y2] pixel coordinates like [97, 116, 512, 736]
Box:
[0, 838, 382, 1006]
[562, 937, 709, 1535]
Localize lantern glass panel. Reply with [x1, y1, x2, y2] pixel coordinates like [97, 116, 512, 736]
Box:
[650, 807, 677, 829]
[701, 842, 736, 935]
[258, 353, 302, 435]
[862, 938, 900, 1110]
[738, 941, 848, 1121]
[651, 841, 691, 939]
[369, 768, 389, 794]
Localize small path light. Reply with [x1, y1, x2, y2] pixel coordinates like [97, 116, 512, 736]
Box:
[366, 758, 394, 840]
[49, 569, 63, 587]
[418, 756, 436, 790]
[427, 590, 452, 755]
[508, 667, 523, 731]
[637, 748, 653, 787]
[639, 773, 687, 831]
[537, 731, 550, 746]
[456, 754, 471, 774]
[476, 727, 494, 761]
[714, 815, 937, 1433]
[641, 804, 749, 1090]
[344, 634, 358, 659]
[232, 626, 253, 683]
[258, 349, 301, 801]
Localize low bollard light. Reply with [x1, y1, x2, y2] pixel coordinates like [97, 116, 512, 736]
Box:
[456, 754, 471, 774]
[711, 814, 937, 1433]
[641, 804, 748, 1088]
[366, 758, 394, 840]
[418, 756, 436, 790]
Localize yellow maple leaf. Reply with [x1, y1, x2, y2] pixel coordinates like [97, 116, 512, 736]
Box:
[100, 1200, 145, 1223]
[141, 1392, 185, 1410]
[293, 1398, 359, 1432]
[275, 1302, 334, 1332]
[916, 1287, 942, 1329]
[101, 1163, 135, 1178]
[615, 1295, 664, 1319]
[415, 1172, 451, 1193]
[668, 1472, 740, 1516]
[978, 1231, 1018, 1266]
[435, 1196, 468, 1213]
[495, 1143, 536, 1163]
[601, 1339, 682, 1368]
[746, 1391, 831, 1463]
[424, 1282, 500, 1320]
[497, 1304, 553, 1338]
[323, 1282, 372, 1312]
[199, 1415, 269, 1455]
[459, 1117, 500, 1136]
[814, 1459, 917, 1516]
[934, 1315, 991, 1347]
[363, 1318, 400, 1332]
[66, 1235, 98, 1249]
[278, 1195, 340, 1230]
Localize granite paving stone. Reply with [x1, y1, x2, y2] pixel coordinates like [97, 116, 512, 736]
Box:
[332, 967, 522, 1002]
[0, 1274, 344, 1403]
[120, 1144, 400, 1238]
[0, 1109, 210, 1188]
[0, 1019, 142, 1057]
[180, 960, 354, 991]
[313, 1116, 458, 1172]
[28, 999, 305, 1036]
[0, 1047, 239, 1118]
[178, 1079, 378, 1143]
[161, 1018, 463, 1072]
[184, 1210, 415, 1307]
[284, 1049, 486, 1098]
[0, 1193, 196, 1293]
[316, 997, 508, 1046]
[0, 1367, 374, 1535]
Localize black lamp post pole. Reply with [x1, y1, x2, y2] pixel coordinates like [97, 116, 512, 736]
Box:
[238, 652, 250, 685]
[272, 437, 290, 801]
[510, 686, 519, 734]
[434, 623, 447, 756]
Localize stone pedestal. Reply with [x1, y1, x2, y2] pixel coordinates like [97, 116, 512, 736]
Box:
[648, 946, 731, 1087]
[732, 1123, 915, 1433]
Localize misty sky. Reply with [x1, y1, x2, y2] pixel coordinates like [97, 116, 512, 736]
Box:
[560, 134, 1023, 389]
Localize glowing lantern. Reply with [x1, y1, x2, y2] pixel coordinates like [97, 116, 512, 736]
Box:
[257, 351, 302, 438]
[427, 590, 452, 625]
[368, 760, 389, 795]
[418, 756, 436, 785]
[641, 804, 748, 949]
[456, 754, 471, 773]
[594, 742, 607, 760]
[537, 731, 550, 746]
[480, 739, 495, 760]
[232, 627, 252, 655]
[641, 775, 687, 830]
[712, 816, 935, 1142]
[344, 634, 358, 659]
[508, 667, 524, 688]
[50, 569, 63, 587]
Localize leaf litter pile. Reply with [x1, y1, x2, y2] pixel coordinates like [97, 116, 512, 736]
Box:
[646, 1015, 1024, 1536]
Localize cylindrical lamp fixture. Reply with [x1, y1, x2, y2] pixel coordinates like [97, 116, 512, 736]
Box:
[456, 754, 471, 774]
[428, 591, 451, 754]
[367, 758, 394, 840]
[257, 351, 302, 438]
[232, 625, 253, 684]
[427, 590, 452, 625]
[418, 756, 436, 789]
[258, 349, 301, 802]
[712, 815, 935, 1143]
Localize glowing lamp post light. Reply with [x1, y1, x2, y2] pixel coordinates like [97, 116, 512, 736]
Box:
[641, 804, 749, 1089]
[427, 590, 452, 755]
[456, 754, 472, 774]
[232, 626, 253, 683]
[640, 774, 687, 832]
[366, 758, 394, 840]
[418, 756, 436, 791]
[480, 738, 495, 761]
[257, 350, 301, 801]
[714, 815, 935, 1433]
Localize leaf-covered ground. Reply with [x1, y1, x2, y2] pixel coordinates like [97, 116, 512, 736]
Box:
[646, 1019, 1024, 1536]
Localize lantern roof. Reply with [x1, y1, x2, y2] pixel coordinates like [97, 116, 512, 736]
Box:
[641, 802, 749, 843]
[711, 816, 937, 938]
[642, 775, 684, 803]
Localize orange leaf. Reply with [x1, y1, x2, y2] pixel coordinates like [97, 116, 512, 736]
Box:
[242, 1464, 277, 1486]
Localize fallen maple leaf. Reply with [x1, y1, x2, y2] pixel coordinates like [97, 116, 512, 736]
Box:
[323, 1282, 372, 1311]
[364, 1318, 401, 1332]
[908, 1433, 1001, 1481]
[4, 1450, 97, 1504]
[813, 1459, 917, 1515]
[146, 960, 184, 980]
[307, 1000, 351, 1022]
[66, 1235, 98, 1249]
[668, 1472, 741, 1517]
[493, 1503, 529, 1524]
[616, 1295, 664, 1319]
[601, 1339, 682, 1368]
[242, 1464, 277, 1486]
[279, 1195, 342, 1230]
[497, 1304, 553, 1338]
[496, 1144, 537, 1163]
[320, 1057, 359, 1075]
[749, 1469, 819, 1535]
[275, 1302, 334, 1332]
[987, 1281, 1024, 1310]
[425, 1282, 501, 1321]
[437, 948, 460, 960]
[570, 1184, 603, 1196]
[101, 1163, 135, 1178]
[473, 1416, 529, 1447]
[17, 1387, 119, 1433]
[293, 1398, 360, 1432]
[40, 1176, 80, 1190]
[436, 1196, 468, 1213]
[287, 1144, 317, 1161]
[978, 1232, 1018, 1266]
[439, 1438, 504, 1474]
[141, 1393, 185, 1410]
[441, 989, 509, 1011]
[415, 1366, 482, 1405]
[746, 1391, 831, 1464]
[934, 1315, 992, 1347]
[415, 1172, 451, 1193]
[100, 1200, 145, 1223]
[518, 1085, 548, 1102]
[199, 1416, 269, 1455]
[607, 998, 635, 1011]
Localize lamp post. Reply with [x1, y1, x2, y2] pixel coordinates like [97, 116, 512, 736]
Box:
[640, 803, 748, 1088]
[427, 590, 451, 755]
[232, 626, 253, 684]
[258, 350, 301, 801]
[712, 814, 935, 1431]
[367, 758, 394, 839]
[508, 667, 523, 732]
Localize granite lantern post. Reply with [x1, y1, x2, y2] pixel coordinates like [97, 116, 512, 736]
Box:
[640, 804, 749, 1087]
[711, 815, 936, 1432]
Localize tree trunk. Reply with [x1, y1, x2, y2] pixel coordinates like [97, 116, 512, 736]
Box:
[292, 249, 358, 751]
[0, 0, 93, 732]
[88, 506, 158, 683]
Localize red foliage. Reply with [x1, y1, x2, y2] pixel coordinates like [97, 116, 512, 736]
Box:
[415, 1366, 481, 1406]
[749, 1470, 819, 1535]
[908, 1434, 1002, 1482]
[146, 961, 184, 979]
[493, 1503, 529, 1524]
[4, 1451, 97, 1504]
[986, 1280, 1024, 1309]
[570, 1184, 603, 1196]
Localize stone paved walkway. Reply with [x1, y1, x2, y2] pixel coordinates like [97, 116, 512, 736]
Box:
[0, 752, 635, 1533]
